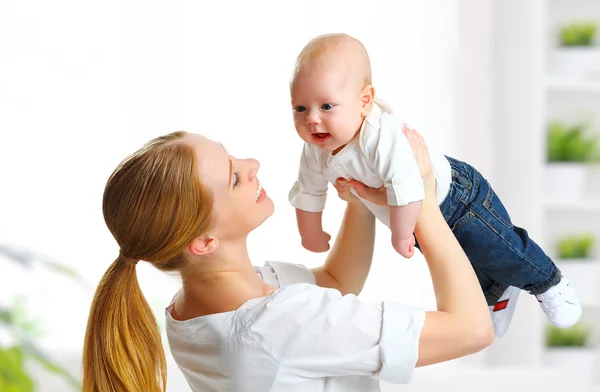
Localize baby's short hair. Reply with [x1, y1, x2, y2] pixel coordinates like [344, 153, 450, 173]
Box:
[291, 33, 372, 87]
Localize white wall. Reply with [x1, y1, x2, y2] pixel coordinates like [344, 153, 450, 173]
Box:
[0, 0, 460, 378]
[485, 0, 546, 366]
[7, 1, 595, 391]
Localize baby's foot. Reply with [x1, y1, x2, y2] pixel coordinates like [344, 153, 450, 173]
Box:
[536, 277, 582, 328]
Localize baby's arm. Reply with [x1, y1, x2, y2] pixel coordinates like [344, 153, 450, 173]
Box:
[363, 115, 425, 258]
[390, 201, 422, 258]
[289, 144, 331, 252]
[296, 209, 331, 252]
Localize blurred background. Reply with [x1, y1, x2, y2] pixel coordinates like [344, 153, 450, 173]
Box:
[1, 0, 600, 391]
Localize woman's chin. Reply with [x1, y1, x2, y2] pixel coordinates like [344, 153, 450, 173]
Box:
[254, 199, 275, 228]
[263, 198, 275, 218]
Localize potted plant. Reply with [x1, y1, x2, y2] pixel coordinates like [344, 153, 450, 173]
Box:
[544, 323, 596, 380]
[549, 20, 600, 79]
[544, 121, 600, 201]
[0, 243, 84, 391]
[560, 21, 597, 47]
[558, 234, 595, 260]
[555, 233, 599, 307]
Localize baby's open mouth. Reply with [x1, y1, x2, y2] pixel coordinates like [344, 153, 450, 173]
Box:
[311, 133, 331, 143]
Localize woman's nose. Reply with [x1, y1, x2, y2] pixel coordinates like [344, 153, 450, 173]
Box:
[245, 158, 260, 181]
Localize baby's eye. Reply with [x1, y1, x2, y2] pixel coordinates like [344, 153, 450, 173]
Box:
[321, 103, 333, 110]
[295, 106, 307, 113]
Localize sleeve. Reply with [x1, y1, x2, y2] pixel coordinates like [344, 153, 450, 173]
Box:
[264, 260, 316, 286]
[362, 113, 424, 206]
[248, 284, 425, 384]
[288, 143, 329, 212]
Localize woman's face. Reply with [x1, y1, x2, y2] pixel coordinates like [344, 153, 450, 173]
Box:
[186, 133, 274, 241]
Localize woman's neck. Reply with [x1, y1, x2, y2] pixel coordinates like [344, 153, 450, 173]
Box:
[172, 243, 275, 320]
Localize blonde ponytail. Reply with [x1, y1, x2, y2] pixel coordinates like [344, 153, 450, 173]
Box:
[82, 257, 166, 392]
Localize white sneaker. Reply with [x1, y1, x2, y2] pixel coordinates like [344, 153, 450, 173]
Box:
[489, 286, 521, 338]
[536, 277, 582, 328]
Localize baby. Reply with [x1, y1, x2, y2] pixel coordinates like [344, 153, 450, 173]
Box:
[288, 33, 581, 337]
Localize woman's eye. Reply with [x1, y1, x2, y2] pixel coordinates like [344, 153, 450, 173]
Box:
[233, 172, 241, 188]
[321, 103, 333, 110]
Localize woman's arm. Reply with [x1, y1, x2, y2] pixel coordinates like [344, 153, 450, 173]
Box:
[415, 193, 494, 365]
[322, 128, 494, 364]
[400, 129, 493, 366]
[313, 127, 493, 366]
[312, 179, 376, 296]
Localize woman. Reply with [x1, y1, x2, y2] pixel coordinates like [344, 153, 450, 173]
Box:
[82, 128, 493, 392]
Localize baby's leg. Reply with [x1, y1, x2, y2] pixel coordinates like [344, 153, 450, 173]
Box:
[441, 156, 581, 329]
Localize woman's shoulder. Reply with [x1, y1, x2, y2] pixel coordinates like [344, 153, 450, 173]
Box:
[165, 261, 319, 337]
[255, 260, 316, 288]
[164, 280, 329, 345]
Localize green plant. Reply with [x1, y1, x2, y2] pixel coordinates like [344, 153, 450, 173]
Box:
[546, 121, 600, 163]
[560, 21, 597, 47]
[0, 243, 86, 391]
[546, 323, 591, 347]
[558, 234, 595, 259]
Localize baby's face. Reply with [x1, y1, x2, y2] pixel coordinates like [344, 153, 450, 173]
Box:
[291, 67, 365, 153]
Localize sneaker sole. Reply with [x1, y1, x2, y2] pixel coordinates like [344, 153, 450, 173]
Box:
[491, 286, 521, 338]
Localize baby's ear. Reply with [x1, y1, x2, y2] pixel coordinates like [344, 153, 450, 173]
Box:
[360, 85, 375, 116]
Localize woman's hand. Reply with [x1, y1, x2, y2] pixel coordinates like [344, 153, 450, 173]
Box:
[402, 125, 436, 201]
[333, 178, 387, 206]
[333, 125, 435, 207]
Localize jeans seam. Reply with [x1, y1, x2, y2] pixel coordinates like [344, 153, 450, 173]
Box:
[443, 167, 470, 221]
[469, 209, 552, 280]
[483, 186, 514, 230]
[442, 171, 461, 221]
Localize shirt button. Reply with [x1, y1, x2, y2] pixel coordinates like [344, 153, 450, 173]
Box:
[392, 177, 401, 186]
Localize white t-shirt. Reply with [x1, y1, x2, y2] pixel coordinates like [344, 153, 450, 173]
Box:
[166, 260, 425, 392]
[288, 100, 452, 228]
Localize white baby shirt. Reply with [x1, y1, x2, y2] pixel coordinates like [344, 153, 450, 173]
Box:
[288, 101, 452, 228]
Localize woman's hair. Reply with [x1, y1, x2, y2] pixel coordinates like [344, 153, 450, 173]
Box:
[82, 131, 214, 392]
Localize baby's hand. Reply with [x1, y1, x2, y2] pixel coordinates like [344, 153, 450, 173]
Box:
[301, 231, 332, 253]
[392, 234, 416, 259]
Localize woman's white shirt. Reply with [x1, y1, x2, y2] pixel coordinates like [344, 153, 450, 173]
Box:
[165, 261, 425, 392]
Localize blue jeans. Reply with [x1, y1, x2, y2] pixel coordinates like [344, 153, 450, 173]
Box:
[417, 156, 561, 305]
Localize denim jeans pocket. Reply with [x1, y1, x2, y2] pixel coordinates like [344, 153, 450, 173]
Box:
[482, 184, 514, 229]
[451, 210, 475, 231]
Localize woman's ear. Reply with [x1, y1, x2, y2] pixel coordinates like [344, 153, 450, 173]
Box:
[360, 85, 375, 116]
[189, 235, 219, 256]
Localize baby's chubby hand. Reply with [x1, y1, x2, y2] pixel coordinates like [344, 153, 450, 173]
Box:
[301, 231, 332, 253]
[392, 234, 416, 259]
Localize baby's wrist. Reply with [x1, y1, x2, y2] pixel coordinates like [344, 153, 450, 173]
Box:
[302, 230, 326, 239]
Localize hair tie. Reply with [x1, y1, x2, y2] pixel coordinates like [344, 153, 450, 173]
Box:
[119, 250, 139, 266]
